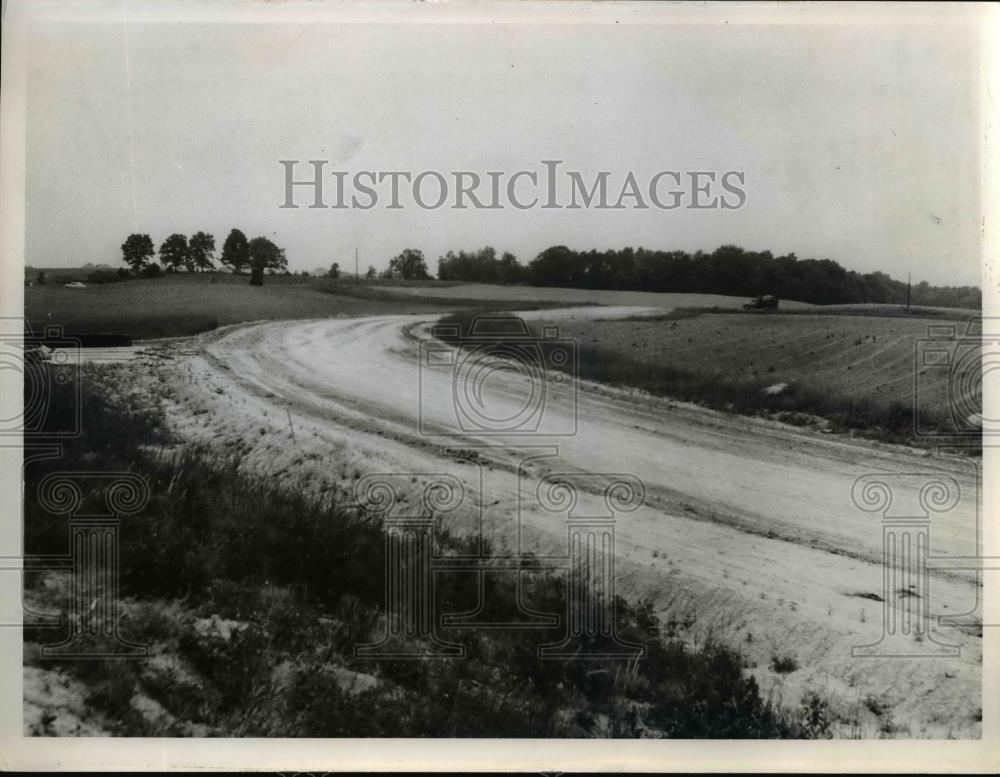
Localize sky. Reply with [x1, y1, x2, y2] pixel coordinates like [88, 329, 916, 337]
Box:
[24, 5, 983, 287]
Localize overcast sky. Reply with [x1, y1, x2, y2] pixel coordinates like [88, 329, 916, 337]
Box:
[25, 7, 982, 286]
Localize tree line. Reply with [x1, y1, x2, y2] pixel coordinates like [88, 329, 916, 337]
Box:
[427, 244, 980, 308]
[121, 229, 287, 285]
[118, 232, 980, 308]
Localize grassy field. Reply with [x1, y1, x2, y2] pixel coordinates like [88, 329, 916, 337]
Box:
[439, 309, 980, 446]
[24, 273, 606, 340]
[29, 271, 970, 343]
[376, 282, 817, 310]
[23, 274, 538, 340]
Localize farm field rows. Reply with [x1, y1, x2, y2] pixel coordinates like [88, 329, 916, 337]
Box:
[542, 311, 978, 436]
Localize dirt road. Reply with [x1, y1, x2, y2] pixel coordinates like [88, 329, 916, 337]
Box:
[157, 309, 983, 737]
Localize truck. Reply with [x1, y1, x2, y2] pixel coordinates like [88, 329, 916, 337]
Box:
[743, 294, 779, 310]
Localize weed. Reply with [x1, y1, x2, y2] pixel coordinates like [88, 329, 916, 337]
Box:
[770, 654, 800, 674]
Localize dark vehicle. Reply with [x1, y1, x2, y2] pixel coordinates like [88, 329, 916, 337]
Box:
[743, 294, 779, 310]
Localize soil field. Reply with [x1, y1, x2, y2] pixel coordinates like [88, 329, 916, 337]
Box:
[544, 310, 980, 436]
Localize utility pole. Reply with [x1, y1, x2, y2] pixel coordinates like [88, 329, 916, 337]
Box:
[906, 272, 911, 312]
[355, 246, 359, 283]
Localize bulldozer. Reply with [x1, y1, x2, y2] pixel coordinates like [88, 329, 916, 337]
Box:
[743, 294, 779, 310]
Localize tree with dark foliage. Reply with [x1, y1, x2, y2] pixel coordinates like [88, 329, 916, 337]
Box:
[158, 233, 190, 273]
[189, 231, 216, 272]
[437, 246, 530, 284]
[247, 236, 286, 286]
[121, 233, 155, 274]
[527, 244, 981, 308]
[384, 248, 431, 281]
[431, 242, 979, 308]
[220, 228, 250, 274]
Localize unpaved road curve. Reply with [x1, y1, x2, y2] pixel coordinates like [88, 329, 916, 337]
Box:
[159, 309, 983, 738]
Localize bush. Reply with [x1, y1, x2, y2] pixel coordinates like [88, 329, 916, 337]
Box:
[770, 653, 800, 674]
